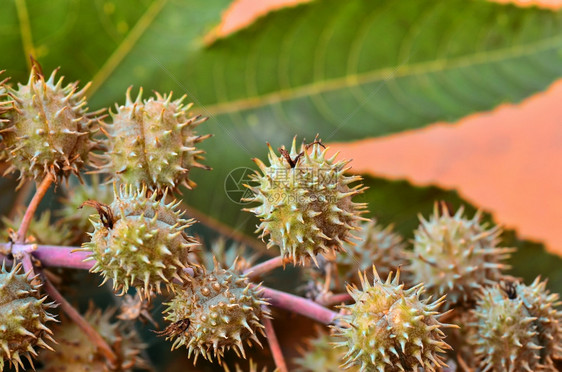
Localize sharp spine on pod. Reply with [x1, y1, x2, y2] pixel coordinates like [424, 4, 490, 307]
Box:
[468, 278, 562, 371]
[407, 202, 514, 309]
[336, 219, 409, 283]
[38, 304, 147, 372]
[243, 136, 367, 266]
[0, 262, 57, 371]
[161, 258, 270, 365]
[0, 61, 100, 186]
[78, 184, 199, 298]
[332, 266, 456, 372]
[97, 87, 211, 193]
[293, 327, 351, 372]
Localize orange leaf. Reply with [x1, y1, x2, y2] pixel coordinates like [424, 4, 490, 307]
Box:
[214, 0, 562, 254]
[329, 80, 562, 255]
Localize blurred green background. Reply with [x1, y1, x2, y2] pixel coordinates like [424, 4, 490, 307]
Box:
[2, 0, 562, 370]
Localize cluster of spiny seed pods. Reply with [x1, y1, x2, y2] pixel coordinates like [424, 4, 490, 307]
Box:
[0, 62, 560, 372]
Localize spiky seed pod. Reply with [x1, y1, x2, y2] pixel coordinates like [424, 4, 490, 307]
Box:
[337, 219, 407, 281]
[162, 261, 269, 365]
[516, 277, 562, 365]
[99, 88, 210, 193]
[0, 63, 99, 185]
[333, 266, 455, 372]
[0, 262, 57, 371]
[0, 71, 10, 118]
[57, 176, 114, 244]
[301, 221, 408, 301]
[117, 293, 158, 327]
[0, 72, 13, 161]
[335, 219, 408, 286]
[79, 184, 199, 297]
[196, 238, 259, 272]
[298, 275, 334, 303]
[294, 328, 355, 372]
[38, 305, 147, 371]
[468, 284, 542, 372]
[1, 210, 73, 246]
[225, 359, 267, 372]
[407, 203, 514, 309]
[244, 137, 367, 265]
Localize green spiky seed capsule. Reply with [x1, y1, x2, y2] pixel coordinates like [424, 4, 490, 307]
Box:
[0, 63, 98, 185]
[408, 203, 514, 309]
[294, 328, 354, 372]
[244, 137, 367, 265]
[0, 262, 57, 371]
[300, 219, 404, 301]
[196, 238, 258, 273]
[162, 261, 269, 365]
[303, 220, 408, 301]
[337, 219, 408, 283]
[80, 184, 199, 297]
[100, 88, 210, 192]
[0, 71, 10, 118]
[58, 176, 114, 244]
[469, 278, 562, 371]
[226, 359, 267, 372]
[517, 278, 562, 365]
[469, 284, 541, 371]
[0, 73, 11, 161]
[333, 266, 455, 372]
[1, 210, 73, 246]
[39, 305, 147, 372]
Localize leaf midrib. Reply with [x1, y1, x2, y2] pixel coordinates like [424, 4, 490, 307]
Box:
[89, 0, 168, 98]
[203, 32, 562, 116]
[15, 0, 35, 70]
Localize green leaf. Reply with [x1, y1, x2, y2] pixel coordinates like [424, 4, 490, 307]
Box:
[0, 0, 229, 90]
[354, 176, 562, 295]
[1, 2, 561, 368]
[1, 0, 559, 288]
[0, 0, 228, 218]
[172, 0, 562, 240]
[187, 0, 562, 137]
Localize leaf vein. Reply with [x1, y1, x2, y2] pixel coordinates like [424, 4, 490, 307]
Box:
[205, 33, 562, 117]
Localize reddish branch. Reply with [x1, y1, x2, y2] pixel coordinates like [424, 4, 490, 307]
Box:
[3, 177, 340, 349]
[0, 244, 90, 268]
[7, 174, 118, 365]
[317, 292, 353, 307]
[16, 175, 54, 245]
[244, 256, 287, 279]
[34, 245, 92, 270]
[262, 307, 288, 372]
[260, 286, 339, 325]
[43, 278, 118, 364]
[1, 244, 342, 326]
[14, 175, 54, 275]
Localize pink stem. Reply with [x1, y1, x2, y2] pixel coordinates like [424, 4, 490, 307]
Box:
[317, 293, 352, 307]
[262, 308, 288, 372]
[7, 173, 116, 366]
[1, 244, 342, 326]
[0, 244, 91, 270]
[14, 175, 54, 276]
[260, 286, 338, 325]
[32, 245, 92, 270]
[16, 175, 54, 245]
[244, 256, 286, 279]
